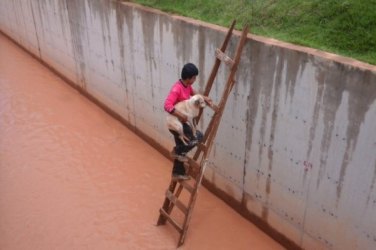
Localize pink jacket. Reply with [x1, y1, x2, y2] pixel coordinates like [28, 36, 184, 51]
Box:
[164, 80, 193, 113]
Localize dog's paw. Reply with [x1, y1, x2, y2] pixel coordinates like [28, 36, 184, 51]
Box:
[188, 139, 199, 147]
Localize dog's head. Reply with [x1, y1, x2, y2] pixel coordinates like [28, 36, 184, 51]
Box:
[191, 94, 206, 108]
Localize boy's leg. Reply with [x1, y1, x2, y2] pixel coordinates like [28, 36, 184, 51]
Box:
[173, 123, 199, 155]
[172, 159, 186, 175]
[169, 125, 204, 180]
[169, 129, 189, 179]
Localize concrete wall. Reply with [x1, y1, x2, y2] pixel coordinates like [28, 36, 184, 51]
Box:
[1, 0, 376, 249]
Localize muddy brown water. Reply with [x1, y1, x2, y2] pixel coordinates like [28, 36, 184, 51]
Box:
[0, 33, 284, 250]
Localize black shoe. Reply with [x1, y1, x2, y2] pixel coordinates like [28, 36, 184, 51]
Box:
[196, 131, 203, 141]
[172, 174, 191, 181]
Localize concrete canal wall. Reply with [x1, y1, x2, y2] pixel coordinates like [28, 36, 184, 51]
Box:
[1, 1, 376, 249]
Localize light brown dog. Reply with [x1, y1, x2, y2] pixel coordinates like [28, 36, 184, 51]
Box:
[166, 94, 206, 144]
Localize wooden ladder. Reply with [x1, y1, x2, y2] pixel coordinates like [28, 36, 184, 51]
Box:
[157, 20, 249, 247]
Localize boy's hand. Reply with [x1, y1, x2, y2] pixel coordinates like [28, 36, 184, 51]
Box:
[179, 114, 188, 123]
[204, 96, 213, 107]
[173, 110, 188, 123]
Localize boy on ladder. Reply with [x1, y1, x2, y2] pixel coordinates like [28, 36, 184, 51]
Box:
[164, 63, 212, 181]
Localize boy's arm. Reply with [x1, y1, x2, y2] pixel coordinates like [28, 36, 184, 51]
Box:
[203, 96, 213, 106]
[171, 109, 188, 123]
[192, 88, 213, 107]
[164, 88, 188, 123]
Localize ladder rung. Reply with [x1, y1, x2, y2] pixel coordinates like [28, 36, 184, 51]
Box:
[165, 190, 188, 214]
[215, 48, 234, 66]
[159, 208, 183, 233]
[180, 180, 194, 193]
[209, 103, 219, 112]
[187, 158, 200, 170]
[197, 143, 207, 153]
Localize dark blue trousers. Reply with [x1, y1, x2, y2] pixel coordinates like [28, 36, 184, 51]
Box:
[169, 123, 203, 175]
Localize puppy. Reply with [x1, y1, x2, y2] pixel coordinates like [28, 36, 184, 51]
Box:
[167, 94, 206, 145]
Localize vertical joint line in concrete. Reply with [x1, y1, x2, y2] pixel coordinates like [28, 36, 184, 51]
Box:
[299, 171, 313, 246]
[29, 1, 42, 59]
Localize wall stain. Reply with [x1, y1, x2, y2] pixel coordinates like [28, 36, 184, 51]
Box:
[317, 62, 346, 189]
[243, 41, 262, 184]
[159, 14, 171, 50]
[65, 0, 88, 89]
[261, 204, 269, 221]
[283, 50, 302, 105]
[87, 0, 113, 65]
[262, 46, 281, 222]
[140, 11, 157, 100]
[9, 1, 21, 41]
[233, 41, 252, 206]
[309, 59, 376, 204]
[266, 47, 284, 196]
[197, 25, 206, 93]
[114, 1, 131, 122]
[197, 25, 207, 127]
[233, 43, 251, 117]
[256, 45, 276, 169]
[34, 0, 47, 47]
[172, 20, 194, 63]
[366, 159, 376, 206]
[57, 0, 68, 41]
[123, 6, 137, 126]
[158, 14, 167, 91]
[305, 58, 325, 184]
[29, 1, 42, 58]
[243, 41, 279, 222]
[337, 69, 376, 203]
[242, 41, 262, 219]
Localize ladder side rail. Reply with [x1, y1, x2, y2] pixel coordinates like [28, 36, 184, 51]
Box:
[204, 25, 249, 156]
[179, 24, 250, 247]
[159, 208, 183, 233]
[166, 184, 184, 213]
[192, 107, 221, 161]
[165, 189, 188, 214]
[196, 20, 236, 123]
[203, 19, 236, 97]
[157, 180, 188, 226]
[178, 159, 210, 247]
[194, 25, 249, 159]
[157, 180, 178, 225]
